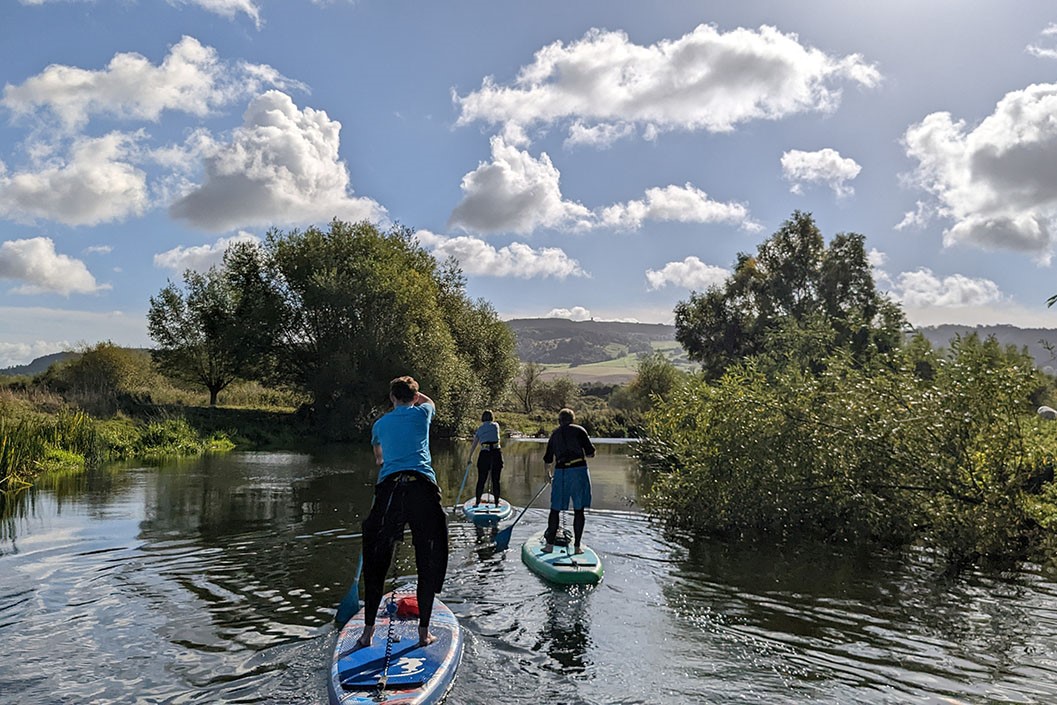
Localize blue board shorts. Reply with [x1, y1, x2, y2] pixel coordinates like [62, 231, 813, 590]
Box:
[550, 466, 592, 510]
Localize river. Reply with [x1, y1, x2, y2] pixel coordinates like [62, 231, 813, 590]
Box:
[1, 440, 1056, 704]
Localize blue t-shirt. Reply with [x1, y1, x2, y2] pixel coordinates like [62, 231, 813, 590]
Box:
[474, 421, 501, 445]
[371, 403, 436, 485]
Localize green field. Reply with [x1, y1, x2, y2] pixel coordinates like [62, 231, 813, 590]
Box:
[538, 340, 694, 383]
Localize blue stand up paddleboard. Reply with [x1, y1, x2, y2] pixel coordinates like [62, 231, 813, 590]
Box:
[329, 590, 463, 704]
[521, 530, 603, 585]
[461, 494, 513, 524]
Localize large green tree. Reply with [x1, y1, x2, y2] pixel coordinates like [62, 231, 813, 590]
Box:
[148, 266, 268, 406]
[225, 220, 517, 435]
[674, 211, 905, 379]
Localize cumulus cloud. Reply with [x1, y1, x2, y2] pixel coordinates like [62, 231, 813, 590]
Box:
[448, 137, 759, 235]
[600, 183, 759, 231]
[781, 147, 861, 197]
[0, 237, 109, 295]
[154, 231, 260, 272]
[901, 83, 1057, 262]
[83, 245, 112, 255]
[891, 268, 1004, 308]
[645, 256, 730, 291]
[455, 24, 880, 140]
[1, 36, 294, 130]
[0, 132, 148, 226]
[415, 229, 585, 279]
[547, 306, 592, 321]
[447, 135, 592, 235]
[169, 90, 385, 232]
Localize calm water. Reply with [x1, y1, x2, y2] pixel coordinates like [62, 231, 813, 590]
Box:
[2, 440, 1057, 704]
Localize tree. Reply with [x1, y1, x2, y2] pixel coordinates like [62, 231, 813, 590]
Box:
[225, 220, 517, 435]
[537, 375, 580, 411]
[511, 362, 545, 413]
[148, 265, 268, 406]
[675, 211, 905, 379]
[611, 351, 683, 415]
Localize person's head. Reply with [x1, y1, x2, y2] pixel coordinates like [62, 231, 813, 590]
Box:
[558, 408, 575, 426]
[389, 376, 419, 404]
[481, 410, 494, 423]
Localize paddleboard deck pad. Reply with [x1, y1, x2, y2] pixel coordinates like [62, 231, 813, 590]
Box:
[461, 494, 513, 524]
[521, 530, 604, 585]
[329, 590, 463, 704]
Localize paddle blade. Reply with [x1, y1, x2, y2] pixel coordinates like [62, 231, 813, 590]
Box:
[334, 554, 363, 629]
[494, 525, 513, 552]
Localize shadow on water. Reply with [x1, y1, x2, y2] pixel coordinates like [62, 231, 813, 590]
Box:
[0, 438, 1056, 704]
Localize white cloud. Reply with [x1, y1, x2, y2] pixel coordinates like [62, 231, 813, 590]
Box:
[169, 91, 386, 232]
[600, 183, 759, 231]
[1027, 24, 1057, 59]
[0, 339, 71, 370]
[887, 267, 1004, 308]
[0, 237, 109, 295]
[901, 83, 1057, 262]
[455, 24, 880, 140]
[1, 36, 294, 131]
[82, 245, 112, 255]
[415, 229, 585, 279]
[0, 305, 148, 353]
[0, 133, 148, 226]
[867, 247, 887, 268]
[564, 121, 635, 149]
[447, 135, 592, 234]
[173, 0, 261, 27]
[154, 232, 260, 272]
[645, 256, 729, 291]
[780, 148, 861, 197]
[546, 306, 592, 321]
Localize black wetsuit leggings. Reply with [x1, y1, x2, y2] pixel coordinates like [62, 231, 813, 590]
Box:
[474, 448, 503, 505]
[546, 508, 585, 547]
[361, 473, 449, 629]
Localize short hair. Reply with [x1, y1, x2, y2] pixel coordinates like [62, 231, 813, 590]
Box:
[558, 408, 575, 426]
[390, 376, 419, 403]
[481, 410, 494, 422]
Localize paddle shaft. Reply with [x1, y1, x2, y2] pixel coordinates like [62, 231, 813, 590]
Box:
[334, 553, 364, 628]
[494, 477, 550, 550]
[452, 459, 472, 511]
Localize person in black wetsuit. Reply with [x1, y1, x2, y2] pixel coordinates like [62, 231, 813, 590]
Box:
[542, 407, 596, 554]
[468, 410, 504, 507]
[358, 376, 449, 649]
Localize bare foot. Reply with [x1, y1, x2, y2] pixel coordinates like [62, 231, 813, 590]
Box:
[417, 627, 438, 647]
[356, 625, 375, 648]
[574, 545, 585, 555]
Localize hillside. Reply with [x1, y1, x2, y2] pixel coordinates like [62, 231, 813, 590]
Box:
[507, 318, 677, 364]
[0, 351, 79, 377]
[916, 324, 1057, 373]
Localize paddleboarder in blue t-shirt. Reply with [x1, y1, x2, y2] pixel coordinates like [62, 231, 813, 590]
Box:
[358, 376, 449, 649]
[542, 407, 596, 554]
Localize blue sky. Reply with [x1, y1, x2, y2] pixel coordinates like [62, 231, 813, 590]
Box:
[4, 1, 1057, 367]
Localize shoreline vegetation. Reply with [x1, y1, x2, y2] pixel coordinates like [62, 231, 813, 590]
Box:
[3, 214, 1057, 569]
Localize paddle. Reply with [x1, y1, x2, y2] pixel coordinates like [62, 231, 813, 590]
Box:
[452, 459, 472, 512]
[334, 552, 364, 629]
[494, 477, 550, 551]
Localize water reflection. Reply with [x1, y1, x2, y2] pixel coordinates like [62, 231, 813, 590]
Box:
[0, 440, 1056, 704]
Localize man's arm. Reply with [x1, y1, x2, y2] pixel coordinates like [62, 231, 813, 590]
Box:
[373, 444, 383, 466]
[414, 391, 435, 408]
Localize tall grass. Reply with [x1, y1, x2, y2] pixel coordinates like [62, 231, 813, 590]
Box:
[0, 411, 102, 492]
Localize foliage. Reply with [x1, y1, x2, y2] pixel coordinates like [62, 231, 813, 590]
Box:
[148, 263, 273, 406]
[509, 362, 545, 413]
[222, 220, 517, 437]
[639, 334, 1057, 563]
[535, 375, 581, 412]
[610, 351, 684, 415]
[39, 342, 161, 415]
[674, 211, 905, 380]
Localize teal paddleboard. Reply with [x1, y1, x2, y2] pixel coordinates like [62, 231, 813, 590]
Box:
[461, 494, 513, 524]
[521, 530, 603, 585]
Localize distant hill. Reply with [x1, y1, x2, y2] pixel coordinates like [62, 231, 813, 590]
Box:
[915, 324, 1057, 372]
[507, 318, 677, 365]
[0, 351, 79, 377]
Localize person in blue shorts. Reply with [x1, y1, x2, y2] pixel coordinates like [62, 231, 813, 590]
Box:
[468, 410, 504, 507]
[358, 376, 448, 648]
[542, 407, 596, 554]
